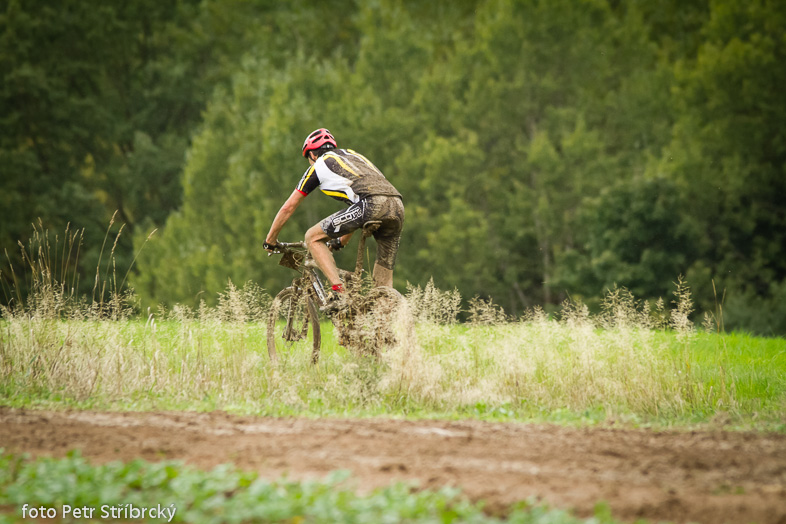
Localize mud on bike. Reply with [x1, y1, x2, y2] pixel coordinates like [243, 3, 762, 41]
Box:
[266, 221, 410, 364]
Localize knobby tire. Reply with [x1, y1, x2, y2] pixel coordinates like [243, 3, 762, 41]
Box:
[336, 286, 411, 356]
[267, 287, 321, 364]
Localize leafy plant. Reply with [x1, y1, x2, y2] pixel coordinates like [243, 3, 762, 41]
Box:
[0, 451, 632, 524]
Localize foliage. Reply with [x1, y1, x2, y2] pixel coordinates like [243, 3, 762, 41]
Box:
[0, 451, 628, 524]
[1, 0, 204, 289]
[556, 177, 700, 301]
[662, 0, 786, 327]
[2, 0, 785, 334]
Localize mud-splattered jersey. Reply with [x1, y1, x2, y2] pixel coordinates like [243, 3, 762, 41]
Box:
[295, 148, 401, 205]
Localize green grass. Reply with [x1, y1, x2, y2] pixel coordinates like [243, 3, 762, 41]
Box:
[1, 273, 784, 429]
[2, 282, 784, 524]
[1, 313, 784, 431]
[0, 450, 635, 524]
[2, 228, 782, 524]
[663, 331, 786, 424]
[5, 223, 784, 429]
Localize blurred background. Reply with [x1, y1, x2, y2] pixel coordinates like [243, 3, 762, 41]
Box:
[2, 0, 784, 335]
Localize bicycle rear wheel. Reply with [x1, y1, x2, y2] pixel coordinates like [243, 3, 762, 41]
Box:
[267, 287, 321, 364]
[353, 286, 411, 355]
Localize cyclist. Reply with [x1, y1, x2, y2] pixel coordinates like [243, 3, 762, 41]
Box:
[264, 128, 404, 302]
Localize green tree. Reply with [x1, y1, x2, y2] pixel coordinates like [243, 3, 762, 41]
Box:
[663, 0, 786, 330]
[3, 0, 358, 302]
[399, 0, 668, 312]
[558, 177, 699, 300]
[133, 0, 690, 316]
[1, 0, 208, 299]
[7, 0, 779, 335]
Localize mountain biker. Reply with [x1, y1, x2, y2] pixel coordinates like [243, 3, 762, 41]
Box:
[264, 128, 404, 301]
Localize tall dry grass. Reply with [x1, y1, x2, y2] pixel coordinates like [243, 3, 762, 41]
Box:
[1, 281, 275, 405]
[1, 227, 751, 422]
[382, 279, 710, 419]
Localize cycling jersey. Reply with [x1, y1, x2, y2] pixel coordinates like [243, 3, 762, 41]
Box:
[295, 148, 401, 205]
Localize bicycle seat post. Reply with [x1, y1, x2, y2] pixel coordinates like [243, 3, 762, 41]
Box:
[354, 221, 382, 276]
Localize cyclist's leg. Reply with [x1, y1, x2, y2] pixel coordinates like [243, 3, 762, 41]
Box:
[373, 263, 394, 287]
[373, 232, 400, 287]
[307, 201, 364, 286]
[305, 224, 342, 287]
[369, 196, 404, 287]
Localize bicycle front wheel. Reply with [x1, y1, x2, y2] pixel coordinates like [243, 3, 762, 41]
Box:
[267, 287, 321, 364]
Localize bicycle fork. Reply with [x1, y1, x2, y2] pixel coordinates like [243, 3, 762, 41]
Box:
[306, 266, 328, 306]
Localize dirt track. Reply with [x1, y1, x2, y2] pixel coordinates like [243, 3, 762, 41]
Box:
[1, 408, 785, 524]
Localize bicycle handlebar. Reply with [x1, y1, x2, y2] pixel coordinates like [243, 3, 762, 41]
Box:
[266, 238, 338, 257]
[265, 241, 306, 256]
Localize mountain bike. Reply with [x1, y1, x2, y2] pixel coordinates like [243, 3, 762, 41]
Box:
[266, 221, 409, 364]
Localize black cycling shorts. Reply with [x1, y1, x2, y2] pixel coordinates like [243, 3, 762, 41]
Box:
[320, 195, 404, 270]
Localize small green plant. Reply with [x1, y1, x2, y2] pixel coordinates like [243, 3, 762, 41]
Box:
[0, 450, 632, 524]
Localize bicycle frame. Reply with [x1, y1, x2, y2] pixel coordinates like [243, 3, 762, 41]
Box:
[272, 220, 381, 303]
[273, 241, 329, 307]
[268, 221, 404, 361]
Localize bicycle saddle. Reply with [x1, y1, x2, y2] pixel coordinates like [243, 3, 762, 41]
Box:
[362, 221, 382, 236]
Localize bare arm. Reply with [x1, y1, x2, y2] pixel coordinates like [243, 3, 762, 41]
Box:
[265, 190, 306, 249]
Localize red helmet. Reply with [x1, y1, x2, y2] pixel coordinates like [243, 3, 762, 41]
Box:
[302, 128, 337, 157]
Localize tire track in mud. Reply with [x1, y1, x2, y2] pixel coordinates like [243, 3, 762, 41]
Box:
[2, 408, 785, 523]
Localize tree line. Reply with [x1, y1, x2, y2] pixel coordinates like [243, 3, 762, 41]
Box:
[2, 0, 784, 335]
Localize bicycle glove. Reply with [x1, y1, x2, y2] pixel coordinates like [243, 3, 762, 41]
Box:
[327, 238, 343, 252]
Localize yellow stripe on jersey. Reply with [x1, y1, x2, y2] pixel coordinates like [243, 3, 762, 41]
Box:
[297, 165, 316, 192]
[346, 149, 385, 175]
[323, 151, 359, 177]
[345, 149, 373, 166]
[321, 189, 350, 200]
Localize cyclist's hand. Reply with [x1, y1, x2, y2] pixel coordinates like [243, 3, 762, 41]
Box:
[263, 241, 280, 253]
[327, 238, 343, 252]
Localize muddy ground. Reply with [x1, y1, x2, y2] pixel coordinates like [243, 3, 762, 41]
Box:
[1, 408, 785, 523]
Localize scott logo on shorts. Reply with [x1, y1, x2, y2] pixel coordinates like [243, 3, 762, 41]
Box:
[331, 206, 363, 231]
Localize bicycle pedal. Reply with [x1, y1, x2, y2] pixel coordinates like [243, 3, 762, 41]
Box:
[319, 293, 346, 315]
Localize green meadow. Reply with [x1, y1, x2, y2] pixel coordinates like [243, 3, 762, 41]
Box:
[2, 281, 784, 431]
[2, 281, 785, 523]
